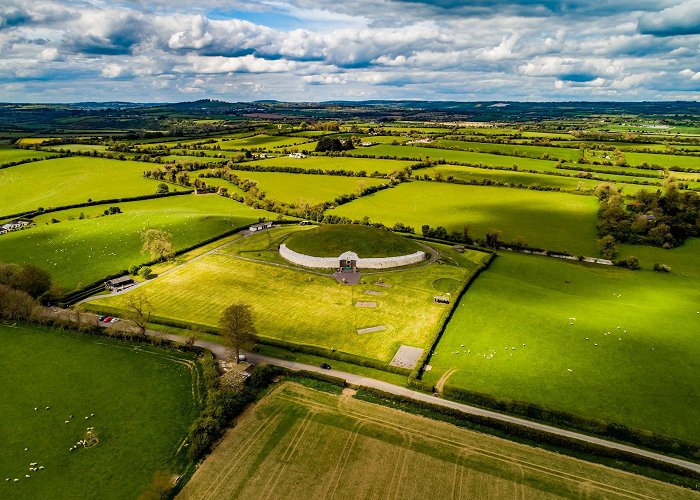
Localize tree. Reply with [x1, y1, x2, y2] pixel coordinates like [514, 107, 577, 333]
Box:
[219, 303, 257, 364]
[598, 235, 617, 260]
[125, 291, 152, 337]
[141, 229, 174, 261]
[156, 183, 169, 194]
[485, 230, 501, 248]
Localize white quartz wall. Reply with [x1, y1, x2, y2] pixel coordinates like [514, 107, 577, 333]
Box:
[279, 244, 425, 269]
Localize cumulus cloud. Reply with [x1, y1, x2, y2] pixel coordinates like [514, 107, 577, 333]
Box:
[638, 1, 700, 36]
[0, 0, 697, 101]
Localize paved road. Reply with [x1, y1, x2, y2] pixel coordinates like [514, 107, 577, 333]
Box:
[143, 328, 700, 475]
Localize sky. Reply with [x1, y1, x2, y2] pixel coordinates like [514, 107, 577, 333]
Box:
[1, 0, 700, 102]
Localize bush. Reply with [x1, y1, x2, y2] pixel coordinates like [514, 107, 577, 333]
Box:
[138, 266, 153, 279]
[653, 263, 671, 272]
[614, 256, 640, 270]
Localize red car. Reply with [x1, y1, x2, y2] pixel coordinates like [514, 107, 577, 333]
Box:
[103, 316, 113, 322]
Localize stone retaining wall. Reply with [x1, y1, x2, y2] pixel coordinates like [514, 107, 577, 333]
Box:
[279, 244, 425, 270]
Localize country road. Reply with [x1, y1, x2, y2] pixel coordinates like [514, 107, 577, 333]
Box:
[140, 326, 700, 475]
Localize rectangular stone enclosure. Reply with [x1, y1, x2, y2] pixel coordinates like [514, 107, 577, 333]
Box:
[390, 345, 425, 369]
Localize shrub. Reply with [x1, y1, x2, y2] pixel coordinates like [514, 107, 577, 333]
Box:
[138, 266, 153, 279]
[653, 263, 671, 272]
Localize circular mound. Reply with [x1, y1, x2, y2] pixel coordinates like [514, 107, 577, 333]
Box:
[433, 278, 460, 293]
[285, 224, 421, 258]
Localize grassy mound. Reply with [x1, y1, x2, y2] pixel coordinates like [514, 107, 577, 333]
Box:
[285, 224, 421, 258]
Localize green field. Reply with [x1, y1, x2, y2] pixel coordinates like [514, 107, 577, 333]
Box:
[436, 139, 580, 161]
[179, 382, 694, 499]
[0, 195, 272, 290]
[349, 144, 561, 171]
[231, 170, 386, 205]
[88, 228, 487, 363]
[328, 181, 600, 255]
[424, 252, 700, 442]
[217, 135, 313, 150]
[0, 157, 160, 216]
[244, 155, 416, 174]
[0, 147, 55, 165]
[285, 224, 421, 257]
[0, 324, 201, 499]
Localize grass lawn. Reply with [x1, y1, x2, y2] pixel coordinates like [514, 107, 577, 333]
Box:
[618, 238, 700, 278]
[0, 194, 273, 290]
[0, 157, 160, 216]
[87, 231, 487, 363]
[243, 155, 416, 174]
[0, 146, 55, 165]
[179, 382, 693, 499]
[285, 224, 422, 257]
[0, 324, 201, 500]
[327, 181, 600, 255]
[425, 252, 700, 443]
[231, 170, 386, 205]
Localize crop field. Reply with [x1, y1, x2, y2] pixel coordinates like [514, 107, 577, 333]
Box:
[179, 382, 694, 500]
[0, 324, 201, 500]
[424, 252, 700, 442]
[88, 228, 487, 362]
[0, 147, 55, 165]
[44, 144, 108, 153]
[0, 194, 272, 290]
[231, 170, 386, 205]
[329, 181, 600, 255]
[0, 157, 161, 216]
[348, 144, 561, 171]
[243, 155, 416, 174]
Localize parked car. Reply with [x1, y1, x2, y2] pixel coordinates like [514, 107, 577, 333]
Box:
[319, 363, 331, 370]
[109, 317, 119, 323]
[238, 354, 246, 362]
[98, 315, 107, 321]
[103, 317, 113, 322]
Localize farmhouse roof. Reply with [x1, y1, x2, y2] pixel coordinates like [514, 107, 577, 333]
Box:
[106, 275, 135, 286]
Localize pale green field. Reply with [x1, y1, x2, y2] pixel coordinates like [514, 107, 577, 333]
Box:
[0, 146, 55, 165]
[426, 252, 700, 442]
[0, 194, 272, 290]
[88, 230, 486, 362]
[180, 383, 696, 500]
[243, 155, 416, 174]
[44, 144, 108, 153]
[0, 157, 160, 216]
[231, 170, 386, 205]
[328, 181, 600, 255]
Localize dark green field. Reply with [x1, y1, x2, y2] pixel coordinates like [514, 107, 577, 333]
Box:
[0, 324, 201, 499]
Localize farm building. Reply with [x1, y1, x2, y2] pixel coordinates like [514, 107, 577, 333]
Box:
[288, 152, 307, 159]
[249, 221, 273, 232]
[104, 275, 135, 291]
[0, 219, 31, 233]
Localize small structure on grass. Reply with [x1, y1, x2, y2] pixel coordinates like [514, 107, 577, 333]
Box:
[104, 275, 135, 291]
[434, 295, 450, 304]
[249, 221, 273, 232]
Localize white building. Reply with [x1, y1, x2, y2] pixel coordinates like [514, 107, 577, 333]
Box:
[249, 221, 273, 232]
